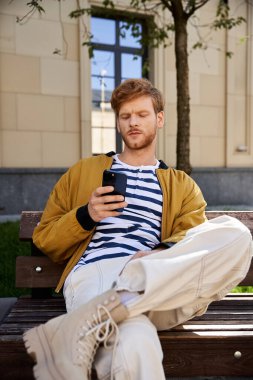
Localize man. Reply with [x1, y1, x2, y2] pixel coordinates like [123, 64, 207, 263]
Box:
[23, 79, 252, 380]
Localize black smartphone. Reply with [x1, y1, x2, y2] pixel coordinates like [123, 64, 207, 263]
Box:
[102, 170, 127, 212]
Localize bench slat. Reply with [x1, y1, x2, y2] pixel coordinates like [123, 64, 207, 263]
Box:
[2, 297, 253, 330]
[0, 332, 253, 377]
[19, 211, 43, 241]
[19, 210, 253, 239]
[16, 254, 253, 287]
[160, 336, 253, 376]
[16, 256, 65, 288]
[17, 210, 253, 287]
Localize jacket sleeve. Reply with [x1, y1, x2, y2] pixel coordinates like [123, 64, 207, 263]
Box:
[32, 165, 96, 264]
[163, 172, 207, 244]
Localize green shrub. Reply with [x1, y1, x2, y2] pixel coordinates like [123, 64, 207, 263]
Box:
[0, 221, 31, 297]
[232, 286, 253, 293]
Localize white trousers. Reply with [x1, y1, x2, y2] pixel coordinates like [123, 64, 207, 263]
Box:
[63, 216, 252, 380]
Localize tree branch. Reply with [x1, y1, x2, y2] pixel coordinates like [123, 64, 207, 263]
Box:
[160, 0, 173, 13]
[186, 0, 210, 19]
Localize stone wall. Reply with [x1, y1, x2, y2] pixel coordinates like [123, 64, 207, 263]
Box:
[0, 168, 252, 215]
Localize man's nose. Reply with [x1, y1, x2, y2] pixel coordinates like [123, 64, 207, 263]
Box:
[129, 115, 138, 126]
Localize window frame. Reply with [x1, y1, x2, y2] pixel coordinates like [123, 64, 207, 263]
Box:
[90, 10, 149, 153]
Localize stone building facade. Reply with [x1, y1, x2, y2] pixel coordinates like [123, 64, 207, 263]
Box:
[0, 0, 252, 214]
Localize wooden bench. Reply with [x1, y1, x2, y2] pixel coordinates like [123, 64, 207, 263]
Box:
[0, 210, 253, 379]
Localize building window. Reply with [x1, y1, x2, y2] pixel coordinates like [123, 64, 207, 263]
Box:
[90, 16, 147, 154]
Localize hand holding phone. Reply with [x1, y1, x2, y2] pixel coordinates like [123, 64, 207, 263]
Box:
[87, 170, 127, 222]
[102, 170, 127, 212]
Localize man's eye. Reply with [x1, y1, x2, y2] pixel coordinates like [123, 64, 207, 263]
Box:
[120, 115, 129, 120]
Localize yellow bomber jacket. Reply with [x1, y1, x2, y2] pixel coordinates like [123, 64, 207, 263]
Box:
[33, 153, 207, 292]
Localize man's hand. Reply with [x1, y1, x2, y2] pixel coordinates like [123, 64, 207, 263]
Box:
[130, 247, 166, 260]
[88, 186, 128, 222]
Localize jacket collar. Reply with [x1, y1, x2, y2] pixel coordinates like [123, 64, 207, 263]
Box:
[158, 160, 168, 169]
[105, 152, 168, 169]
[106, 151, 116, 157]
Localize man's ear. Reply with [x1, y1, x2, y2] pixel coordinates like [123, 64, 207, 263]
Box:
[157, 111, 164, 129]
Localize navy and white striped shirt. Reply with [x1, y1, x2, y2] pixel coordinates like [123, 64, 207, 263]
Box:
[74, 155, 163, 269]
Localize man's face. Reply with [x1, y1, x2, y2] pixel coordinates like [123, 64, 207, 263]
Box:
[117, 96, 164, 151]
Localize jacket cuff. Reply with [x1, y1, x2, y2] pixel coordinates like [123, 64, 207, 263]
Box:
[153, 242, 176, 250]
[76, 204, 97, 231]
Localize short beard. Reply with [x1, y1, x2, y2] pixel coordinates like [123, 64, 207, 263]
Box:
[121, 128, 157, 151]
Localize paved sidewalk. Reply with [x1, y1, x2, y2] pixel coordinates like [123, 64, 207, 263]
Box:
[0, 297, 17, 322]
[206, 205, 253, 211]
[0, 214, 20, 223]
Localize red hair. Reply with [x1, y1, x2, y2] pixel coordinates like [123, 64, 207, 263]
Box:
[111, 78, 164, 116]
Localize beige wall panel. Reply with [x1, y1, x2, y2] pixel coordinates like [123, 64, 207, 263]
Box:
[189, 45, 221, 75]
[167, 72, 201, 105]
[42, 132, 80, 167]
[16, 19, 63, 58]
[64, 97, 81, 132]
[154, 45, 168, 162]
[22, 0, 75, 23]
[196, 10, 225, 46]
[165, 46, 175, 72]
[0, 14, 15, 53]
[166, 71, 176, 104]
[165, 135, 176, 167]
[191, 136, 224, 167]
[63, 23, 79, 61]
[0, 0, 37, 18]
[225, 153, 253, 167]
[199, 74, 225, 106]
[231, 95, 247, 148]
[0, 0, 77, 23]
[200, 137, 224, 167]
[226, 37, 247, 96]
[191, 105, 224, 137]
[250, 39, 253, 97]
[31, 0, 60, 22]
[158, 134, 176, 167]
[190, 136, 201, 167]
[166, 52, 176, 72]
[226, 0, 253, 167]
[81, 121, 92, 158]
[17, 94, 64, 132]
[0, 93, 16, 130]
[2, 130, 41, 167]
[41, 58, 79, 96]
[55, 0, 78, 24]
[187, 12, 224, 50]
[226, 94, 248, 157]
[166, 104, 177, 135]
[227, 1, 247, 39]
[0, 53, 40, 93]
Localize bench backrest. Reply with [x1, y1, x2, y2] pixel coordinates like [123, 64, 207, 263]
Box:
[16, 211, 253, 291]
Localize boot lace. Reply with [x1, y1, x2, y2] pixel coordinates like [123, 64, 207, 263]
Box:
[76, 304, 119, 380]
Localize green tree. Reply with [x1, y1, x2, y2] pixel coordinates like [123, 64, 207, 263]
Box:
[21, 0, 245, 174]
